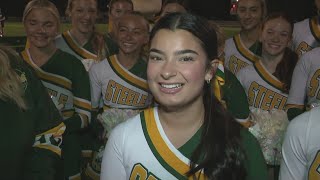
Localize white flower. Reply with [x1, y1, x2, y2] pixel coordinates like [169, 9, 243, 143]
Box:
[249, 108, 289, 165]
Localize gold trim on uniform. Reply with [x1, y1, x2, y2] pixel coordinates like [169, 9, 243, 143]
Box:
[310, 16, 320, 41]
[21, 50, 72, 90]
[85, 164, 100, 180]
[285, 104, 305, 110]
[255, 61, 284, 90]
[33, 122, 66, 156]
[62, 31, 98, 60]
[234, 34, 260, 63]
[74, 97, 91, 111]
[144, 108, 206, 179]
[109, 55, 148, 91]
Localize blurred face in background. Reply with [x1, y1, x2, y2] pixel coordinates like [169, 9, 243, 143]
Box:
[117, 14, 149, 55]
[160, 3, 186, 18]
[24, 8, 58, 49]
[261, 17, 292, 57]
[237, 0, 263, 31]
[69, 0, 98, 35]
[109, 1, 133, 23]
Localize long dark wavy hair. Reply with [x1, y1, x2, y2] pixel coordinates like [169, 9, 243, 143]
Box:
[150, 13, 247, 179]
[262, 12, 298, 93]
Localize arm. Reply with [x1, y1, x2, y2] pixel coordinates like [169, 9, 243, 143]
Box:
[64, 60, 92, 133]
[101, 124, 127, 180]
[286, 54, 309, 120]
[279, 112, 309, 180]
[23, 63, 65, 179]
[89, 63, 103, 111]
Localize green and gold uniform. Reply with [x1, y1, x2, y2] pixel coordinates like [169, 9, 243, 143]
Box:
[101, 107, 268, 179]
[86, 54, 152, 179]
[0, 59, 65, 180]
[21, 49, 91, 179]
[55, 31, 119, 71]
[224, 34, 261, 74]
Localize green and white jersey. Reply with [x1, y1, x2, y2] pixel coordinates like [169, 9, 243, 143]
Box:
[292, 16, 320, 58]
[55, 30, 98, 71]
[280, 107, 320, 180]
[21, 49, 91, 130]
[101, 107, 268, 180]
[236, 60, 288, 111]
[287, 47, 320, 112]
[224, 34, 260, 74]
[89, 54, 152, 110]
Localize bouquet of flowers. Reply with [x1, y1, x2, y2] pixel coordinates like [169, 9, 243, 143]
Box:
[248, 108, 289, 165]
[97, 108, 141, 139]
[90, 108, 141, 173]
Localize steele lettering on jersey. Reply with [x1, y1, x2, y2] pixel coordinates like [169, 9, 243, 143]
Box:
[279, 107, 320, 180]
[55, 30, 98, 71]
[287, 47, 320, 110]
[224, 34, 260, 74]
[21, 49, 91, 128]
[101, 107, 206, 179]
[292, 16, 320, 58]
[236, 60, 287, 111]
[89, 55, 152, 110]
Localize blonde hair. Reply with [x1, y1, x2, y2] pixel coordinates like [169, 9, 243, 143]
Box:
[23, 0, 60, 24]
[0, 46, 27, 109]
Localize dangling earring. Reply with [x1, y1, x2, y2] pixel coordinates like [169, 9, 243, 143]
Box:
[206, 78, 211, 84]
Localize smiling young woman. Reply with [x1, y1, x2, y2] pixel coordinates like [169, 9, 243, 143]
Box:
[21, 0, 92, 179]
[101, 13, 268, 180]
[224, 0, 267, 74]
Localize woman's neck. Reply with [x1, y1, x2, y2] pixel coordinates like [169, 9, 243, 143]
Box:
[29, 44, 57, 67]
[240, 26, 261, 48]
[158, 99, 204, 148]
[70, 28, 92, 46]
[117, 51, 140, 69]
[261, 52, 284, 74]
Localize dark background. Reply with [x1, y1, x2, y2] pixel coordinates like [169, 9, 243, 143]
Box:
[0, 0, 317, 22]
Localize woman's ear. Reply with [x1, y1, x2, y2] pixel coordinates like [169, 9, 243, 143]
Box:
[205, 59, 219, 82]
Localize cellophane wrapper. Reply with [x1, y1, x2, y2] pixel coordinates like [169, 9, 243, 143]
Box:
[248, 108, 289, 165]
[98, 108, 141, 139]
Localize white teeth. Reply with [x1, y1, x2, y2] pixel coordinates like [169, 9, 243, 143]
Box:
[123, 42, 133, 46]
[161, 84, 182, 89]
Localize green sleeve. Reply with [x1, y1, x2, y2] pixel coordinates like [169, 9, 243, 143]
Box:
[222, 69, 250, 120]
[241, 129, 268, 180]
[64, 58, 92, 134]
[287, 107, 305, 121]
[23, 62, 65, 179]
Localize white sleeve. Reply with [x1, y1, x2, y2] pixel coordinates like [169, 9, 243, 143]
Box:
[101, 124, 127, 180]
[287, 54, 309, 106]
[279, 111, 310, 180]
[89, 63, 102, 109]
